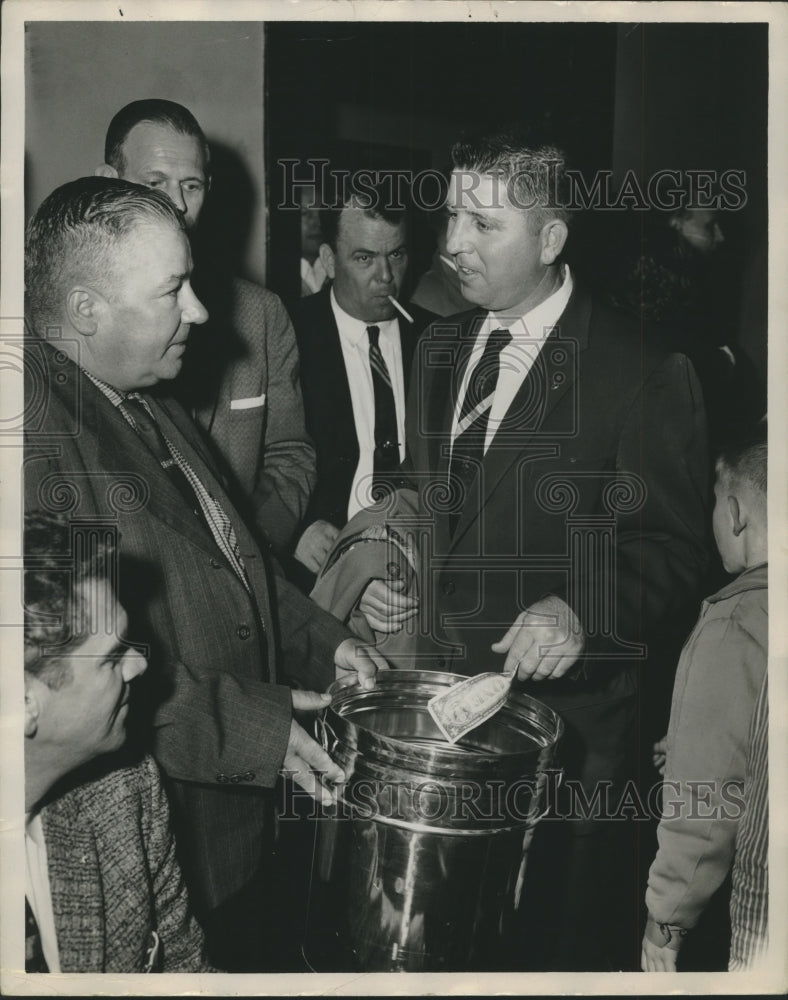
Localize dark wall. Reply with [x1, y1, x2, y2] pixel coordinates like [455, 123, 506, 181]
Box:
[265, 21, 618, 303]
[26, 21, 267, 284]
[613, 22, 768, 232]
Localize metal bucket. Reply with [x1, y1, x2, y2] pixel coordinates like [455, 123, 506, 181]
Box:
[302, 669, 563, 972]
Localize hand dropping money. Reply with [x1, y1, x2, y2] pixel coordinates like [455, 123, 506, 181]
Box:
[428, 670, 515, 743]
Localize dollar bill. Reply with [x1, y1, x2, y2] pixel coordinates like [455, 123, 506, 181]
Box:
[428, 671, 513, 743]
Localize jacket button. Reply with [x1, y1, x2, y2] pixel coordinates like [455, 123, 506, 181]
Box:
[442, 580, 456, 596]
[243, 771, 256, 781]
[216, 773, 229, 783]
[237, 624, 251, 640]
[210, 557, 221, 569]
[230, 774, 242, 784]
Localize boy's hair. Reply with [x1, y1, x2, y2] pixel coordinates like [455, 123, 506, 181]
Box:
[716, 420, 767, 500]
[104, 98, 211, 174]
[24, 511, 116, 689]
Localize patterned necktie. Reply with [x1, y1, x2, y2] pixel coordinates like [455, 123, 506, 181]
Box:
[367, 325, 400, 489]
[448, 327, 512, 534]
[122, 394, 250, 591]
[25, 897, 48, 973]
[123, 394, 198, 508]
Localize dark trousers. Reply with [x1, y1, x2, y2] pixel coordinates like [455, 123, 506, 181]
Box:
[200, 782, 317, 972]
[507, 692, 644, 971]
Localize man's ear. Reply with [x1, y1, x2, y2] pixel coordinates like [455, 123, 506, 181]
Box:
[24, 674, 43, 739]
[728, 494, 746, 537]
[95, 163, 119, 179]
[318, 243, 336, 281]
[66, 287, 103, 336]
[540, 219, 569, 265]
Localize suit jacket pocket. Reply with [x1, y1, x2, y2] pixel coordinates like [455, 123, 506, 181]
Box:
[230, 394, 266, 411]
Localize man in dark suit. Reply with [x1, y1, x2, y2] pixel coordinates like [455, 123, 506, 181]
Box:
[23, 177, 384, 970]
[96, 99, 316, 557]
[363, 129, 710, 969]
[289, 188, 434, 587]
[23, 511, 211, 973]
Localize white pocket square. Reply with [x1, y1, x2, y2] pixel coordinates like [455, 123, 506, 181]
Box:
[230, 394, 266, 411]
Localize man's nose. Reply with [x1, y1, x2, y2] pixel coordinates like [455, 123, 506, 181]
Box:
[445, 215, 468, 257]
[713, 223, 724, 245]
[121, 648, 148, 682]
[166, 181, 188, 216]
[375, 256, 394, 285]
[181, 284, 209, 325]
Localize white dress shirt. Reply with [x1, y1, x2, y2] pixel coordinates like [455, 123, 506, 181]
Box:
[25, 811, 61, 972]
[330, 288, 407, 519]
[450, 265, 574, 454]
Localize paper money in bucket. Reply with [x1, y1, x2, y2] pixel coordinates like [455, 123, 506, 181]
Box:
[428, 671, 515, 743]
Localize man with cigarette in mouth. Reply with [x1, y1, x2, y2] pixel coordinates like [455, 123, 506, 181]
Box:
[289, 183, 434, 587]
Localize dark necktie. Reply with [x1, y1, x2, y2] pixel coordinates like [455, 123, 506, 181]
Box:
[448, 327, 512, 534]
[25, 897, 48, 973]
[123, 394, 199, 510]
[367, 325, 400, 490]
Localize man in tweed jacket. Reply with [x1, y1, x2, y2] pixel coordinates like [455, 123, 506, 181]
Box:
[23, 512, 211, 973]
[24, 177, 382, 970]
[96, 99, 316, 556]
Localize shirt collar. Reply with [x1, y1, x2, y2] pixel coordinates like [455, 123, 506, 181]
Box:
[706, 562, 768, 604]
[484, 264, 573, 342]
[25, 811, 43, 843]
[330, 286, 398, 347]
[81, 368, 127, 407]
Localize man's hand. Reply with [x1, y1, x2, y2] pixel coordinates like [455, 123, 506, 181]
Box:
[652, 737, 668, 776]
[358, 578, 419, 633]
[641, 913, 685, 972]
[294, 519, 339, 574]
[334, 638, 389, 690]
[283, 690, 344, 806]
[491, 595, 585, 681]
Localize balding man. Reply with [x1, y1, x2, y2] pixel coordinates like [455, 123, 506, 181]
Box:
[96, 99, 316, 557]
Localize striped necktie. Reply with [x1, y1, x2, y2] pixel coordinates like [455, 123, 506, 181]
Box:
[448, 327, 512, 534]
[367, 325, 400, 490]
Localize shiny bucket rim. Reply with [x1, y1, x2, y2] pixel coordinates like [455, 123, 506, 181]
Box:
[325, 668, 563, 769]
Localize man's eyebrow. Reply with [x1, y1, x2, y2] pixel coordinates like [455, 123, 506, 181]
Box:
[142, 169, 205, 182]
[352, 244, 408, 255]
[466, 208, 498, 224]
[157, 272, 190, 290]
[102, 640, 128, 663]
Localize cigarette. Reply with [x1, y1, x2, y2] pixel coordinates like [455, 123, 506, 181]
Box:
[387, 295, 414, 324]
[440, 253, 458, 272]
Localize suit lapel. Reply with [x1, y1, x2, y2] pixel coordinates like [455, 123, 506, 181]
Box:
[449, 289, 591, 549]
[153, 395, 275, 609]
[430, 310, 485, 479]
[87, 386, 219, 560]
[70, 367, 258, 582]
[315, 296, 358, 452]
